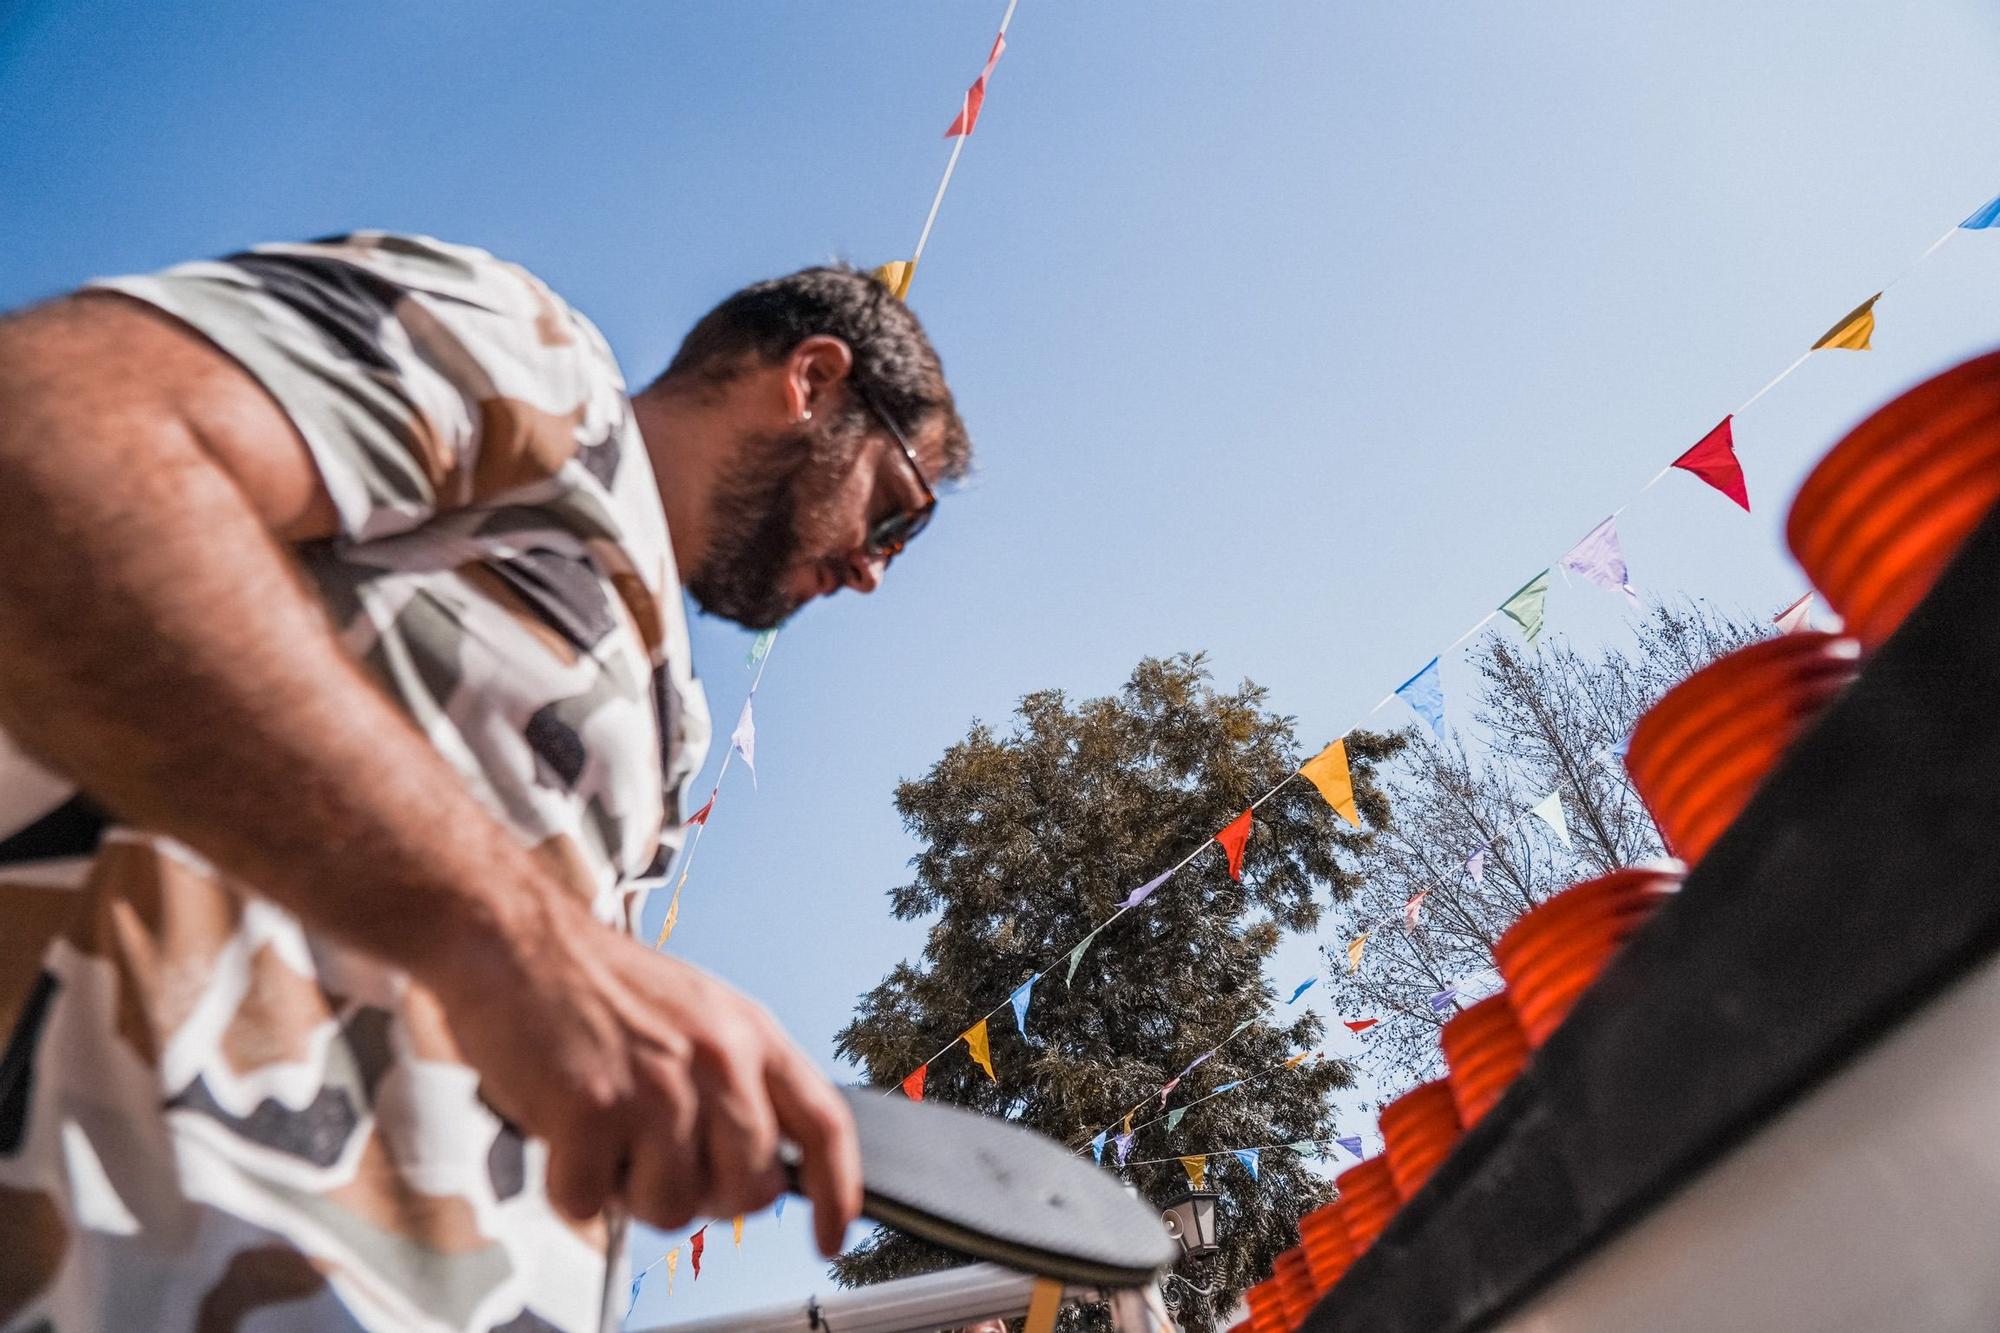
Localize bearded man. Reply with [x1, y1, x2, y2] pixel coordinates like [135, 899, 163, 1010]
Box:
[0, 232, 969, 1331]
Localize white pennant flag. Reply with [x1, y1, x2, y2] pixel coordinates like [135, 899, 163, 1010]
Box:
[731, 696, 758, 787]
[1529, 791, 1570, 849]
[1773, 592, 1814, 635]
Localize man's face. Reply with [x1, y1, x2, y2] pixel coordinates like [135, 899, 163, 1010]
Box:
[686, 402, 936, 630]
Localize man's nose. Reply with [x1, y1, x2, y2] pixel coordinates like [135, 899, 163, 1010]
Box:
[842, 549, 888, 594]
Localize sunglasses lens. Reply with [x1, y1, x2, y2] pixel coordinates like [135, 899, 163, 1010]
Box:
[868, 504, 934, 560]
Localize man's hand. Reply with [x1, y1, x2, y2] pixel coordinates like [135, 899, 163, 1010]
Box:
[432, 907, 862, 1257]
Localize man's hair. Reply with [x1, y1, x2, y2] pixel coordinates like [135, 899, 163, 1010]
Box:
[659, 265, 971, 480]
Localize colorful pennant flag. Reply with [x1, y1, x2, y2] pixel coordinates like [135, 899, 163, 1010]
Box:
[1500, 570, 1551, 647]
[1233, 1148, 1261, 1181]
[1774, 592, 1814, 635]
[690, 1226, 707, 1280]
[746, 627, 778, 667]
[1214, 807, 1253, 880]
[1561, 516, 1640, 607]
[1427, 984, 1461, 1014]
[1166, 1106, 1188, 1132]
[1403, 890, 1429, 932]
[901, 1063, 927, 1102]
[731, 696, 758, 785]
[1090, 1130, 1108, 1164]
[945, 32, 1007, 137]
[1158, 1077, 1182, 1105]
[1963, 193, 2000, 230]
[653, 870, 687, 948]
[733, 1215, 744, 1248]
[1114, 1131, 1135, 1167]
[1287, 976, 1317, 1004]
[686, 791, 715, 827]
[1284, 1051, 1314, 1069]
[665, 1248, 678, 1294]
[1336, 1135, 1365, 1159]
[775, 1195, 787, 1225]
[870, 260, 916, 301]
[1396, 657, 1447, 741]
[628, 1274, 645, 1318]
[1009, 977, 1037, 1038]
[1341, 1018, 1379, 1035]
[1529, 791, 1571, 848]
[1300, 739, 1361, 827]
[962, 1019, 996, 1081]
[1117, 869, 1172, 910]
[1180, 1155, 1208, 1190]
[1345, 932, 1370, 974]
[1672, 416, 1750, 512]
[1813, 293, 1880, 351]
[1466, 845, 1488, 886]
[1065, 927, 1102, 986]
[1213, 1079, 1245, 1094]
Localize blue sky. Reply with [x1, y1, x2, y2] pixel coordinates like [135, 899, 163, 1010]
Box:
[4, 1, 1998, 1325]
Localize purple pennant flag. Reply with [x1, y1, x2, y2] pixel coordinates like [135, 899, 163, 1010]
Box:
[1118, 870, 1172, 910]
[1427, 984, 1461, 1014]
[1178, 1050, 1216, 1080]
[1560, 516, 1641, 607]
[1336, 1135, 1365, 1160]
[1113, 1132, 1135, 1166]
[1466, 845, 1488, 887]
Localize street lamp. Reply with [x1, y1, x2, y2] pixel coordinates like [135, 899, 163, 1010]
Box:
[1160, 1189, 1221, 1260]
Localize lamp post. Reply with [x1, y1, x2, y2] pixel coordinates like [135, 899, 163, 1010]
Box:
[1159, 1189, 1221, 1261]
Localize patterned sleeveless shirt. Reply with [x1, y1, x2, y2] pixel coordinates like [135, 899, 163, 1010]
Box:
[0, 233, 708, 1332]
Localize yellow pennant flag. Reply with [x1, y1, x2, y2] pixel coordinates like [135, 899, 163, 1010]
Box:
[1285, 1050, 1314, 1068]
[1813, 293, 1880, 351]
[653, 870, 688, 948]
[1122, 1110, 1135, 1136]
[872, 260, 915, 300]
[732, 1214, 744, 1248]
[1300, 740, 1361, 828]
[1024, 1277, 1065, 1333]
[1346, 931, 1370, 974]
[962, 1018, 996, 1081]
[1179, 1155, 1208, 1190]
[665, 1247, 679, 1295]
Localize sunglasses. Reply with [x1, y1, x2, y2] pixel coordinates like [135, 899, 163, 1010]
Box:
[850, 383, 937, 562]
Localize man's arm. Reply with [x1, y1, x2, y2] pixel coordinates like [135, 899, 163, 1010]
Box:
[0, 294, 858, 1252]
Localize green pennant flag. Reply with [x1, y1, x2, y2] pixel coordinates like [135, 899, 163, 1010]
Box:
[1500, 570, 1551, 646]
[1065, 927, 1102, 986]
[746, 628, 777, 667]
[1166, 1107, 1188, 1133]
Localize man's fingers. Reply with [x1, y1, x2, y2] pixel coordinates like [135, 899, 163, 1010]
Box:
[699, 1076, 785, 1220]
[546, 1128, 624, 1222]
[766, 1054, 861, 1258]
[627, 1055, 706, 1229]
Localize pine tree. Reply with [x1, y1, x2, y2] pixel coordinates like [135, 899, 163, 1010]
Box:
[1323, 601, 1765, 1087]
[832, 654, 1402, 1331]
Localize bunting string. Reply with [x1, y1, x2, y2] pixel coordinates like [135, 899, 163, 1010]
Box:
[891, 193, 1999, 1112]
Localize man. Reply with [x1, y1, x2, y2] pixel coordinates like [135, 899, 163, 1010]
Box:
[0, 232, 970, 1331]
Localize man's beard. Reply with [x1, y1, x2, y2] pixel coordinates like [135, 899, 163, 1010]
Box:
[686, 422, 828, 630]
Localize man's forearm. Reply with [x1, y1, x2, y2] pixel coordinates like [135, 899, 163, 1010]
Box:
[0, 299, 575, 985]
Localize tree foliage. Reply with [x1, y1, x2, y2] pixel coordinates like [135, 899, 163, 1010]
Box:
[1322, 601, 1765, 1088]
[833, 654, 1403, 1330]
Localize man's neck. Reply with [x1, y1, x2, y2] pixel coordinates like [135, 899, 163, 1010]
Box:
[629, 380, 722, 582]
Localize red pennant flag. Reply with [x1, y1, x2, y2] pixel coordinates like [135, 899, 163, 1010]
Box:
[1672, 416, 1750, 512]
[1342, 1018, 1379, 1035]
[901, 1064, 927, 1102]
[686, 791, 715, 827]
[944, 33, 1007, 137]
[1214, 807, 1253, 881]
[690, 1225, 707, 1279]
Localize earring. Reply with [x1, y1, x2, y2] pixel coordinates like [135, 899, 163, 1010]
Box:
[799, 409, 813, 423]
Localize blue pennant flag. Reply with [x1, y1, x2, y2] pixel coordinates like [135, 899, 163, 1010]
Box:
[1233, 1148, 1261, 1181]
[1213, 1079, 1244, 1094]
[1963, 193, 2000, 230]
[774, 1194, 787, 1224]
[627, 1275, 645, 1318]
[1091, 1130, 1108, 1164]
[1009, 977, 1037, 1038]
[1336, 1135, 1365, 1160]
[1287, 976, 1318, 1005]
[1395, 657, 1447, 742]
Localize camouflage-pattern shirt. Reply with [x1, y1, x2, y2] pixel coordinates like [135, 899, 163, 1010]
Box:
[0, 233, 709, 1332]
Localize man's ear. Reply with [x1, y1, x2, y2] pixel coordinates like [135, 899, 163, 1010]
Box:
[784, 335, 855, 420]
